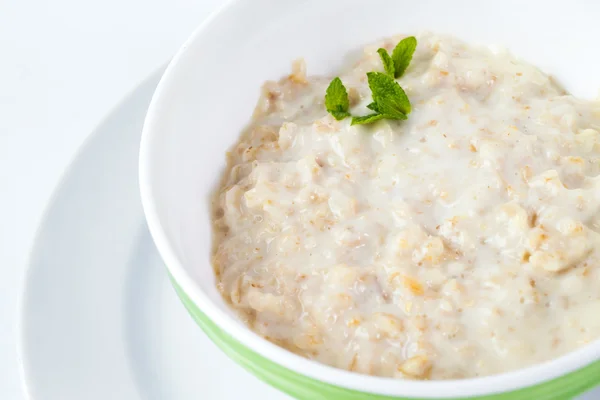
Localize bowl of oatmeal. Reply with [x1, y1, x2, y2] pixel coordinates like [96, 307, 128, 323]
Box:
[139, 0, 600, 398]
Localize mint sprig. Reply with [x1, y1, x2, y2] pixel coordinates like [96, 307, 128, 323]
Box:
[324, 36, 417, 125]
[325, 77, 350, 120]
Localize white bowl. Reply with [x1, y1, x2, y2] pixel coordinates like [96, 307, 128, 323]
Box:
[139, 0, 600, 398]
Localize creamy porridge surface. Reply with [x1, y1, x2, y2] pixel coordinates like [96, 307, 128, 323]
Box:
[212, 33, 600, 379]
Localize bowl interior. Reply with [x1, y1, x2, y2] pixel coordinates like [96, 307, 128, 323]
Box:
[141, 0, 600, 396]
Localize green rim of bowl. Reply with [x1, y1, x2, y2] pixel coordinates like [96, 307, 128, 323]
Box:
[169, 275, 599, 399]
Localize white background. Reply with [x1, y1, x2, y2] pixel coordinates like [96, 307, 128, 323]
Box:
[0, 0, 223, 397]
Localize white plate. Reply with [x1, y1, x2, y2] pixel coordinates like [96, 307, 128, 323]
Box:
[16, 68, 600, 399]
[18, 70, 290, 400]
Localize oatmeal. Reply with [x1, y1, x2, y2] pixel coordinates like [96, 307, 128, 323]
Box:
[211, 33, 600, 379]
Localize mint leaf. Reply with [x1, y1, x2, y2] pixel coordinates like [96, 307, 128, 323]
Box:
[366, 101, 406, 119]
[330, 109, 351, 120]
[351, 113, 385, 125]
[383, 112, 407, 120]
[325, 77, 350, 120]
[377, 48, 395, 78]
[391, 36, 417, 78]
[366, 102, 380, 112]
[367, 72, 411, 117]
